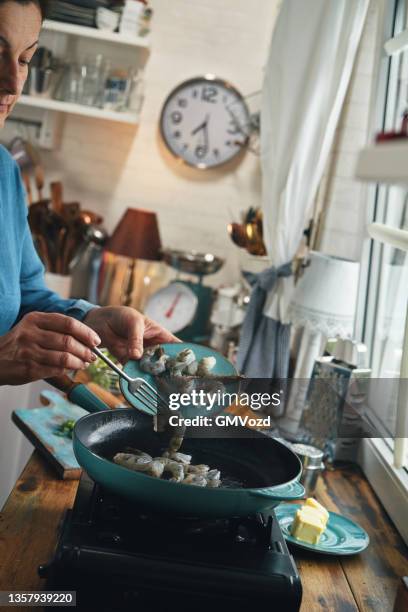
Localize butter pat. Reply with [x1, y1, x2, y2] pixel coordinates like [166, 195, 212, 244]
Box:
[305, 497, 329, 521]
[291, 497, 329, 545]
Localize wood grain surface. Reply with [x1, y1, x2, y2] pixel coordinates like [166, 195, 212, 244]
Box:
[0, 454, 407, 612]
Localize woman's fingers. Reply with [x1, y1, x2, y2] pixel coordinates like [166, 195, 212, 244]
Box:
[34, 313, 101, 348]
[127, 316, 145, 360]
[144, 318, 181, 345]
[20, 346, 89, 370]
[28, 365, 72, 383]
[37, 329, 96, 364]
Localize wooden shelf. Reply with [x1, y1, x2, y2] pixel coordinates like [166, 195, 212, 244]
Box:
[17, 95, 139, 125]
[42, 19, 150, 48]
[355, 142, 408, 185]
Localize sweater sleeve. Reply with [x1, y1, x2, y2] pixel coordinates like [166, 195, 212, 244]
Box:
[14, 166, 96, 324]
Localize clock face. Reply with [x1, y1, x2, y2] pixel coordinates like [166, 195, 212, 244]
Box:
[160, 75, 250, 169]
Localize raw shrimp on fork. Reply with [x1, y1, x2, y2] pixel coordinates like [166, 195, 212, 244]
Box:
[92, 346, 168, 415]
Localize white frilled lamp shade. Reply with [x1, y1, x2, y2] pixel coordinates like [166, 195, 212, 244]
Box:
[282, 252, 360, 438]
[288, 251, 360, 338]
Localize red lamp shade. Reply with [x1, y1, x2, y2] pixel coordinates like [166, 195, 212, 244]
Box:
[106, 208, 162, 261]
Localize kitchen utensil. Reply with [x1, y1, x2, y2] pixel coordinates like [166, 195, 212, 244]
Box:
[22, 171, 33, 205]
[79, 210, 104, 225]
[43, 210, 68, 274]
[28, 200, 53, 270]
[46, 374, 125, 411]
[36, 234, 52, 271]
[162, 248, 224, 276]
[72, 407, 304, 518]
[69, 225, 107, 271]
[275, 504, 369, 555]
[44, 346, 304, 516]
[12, 390, 87, 480]
[34, 164, 45, 200]
[61, 202, 80, 222]
[50, 181, 64, 216]
[119, 342, 239, 418]
[92, 346, 169, 416]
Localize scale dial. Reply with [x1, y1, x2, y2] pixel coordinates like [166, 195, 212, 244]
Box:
[160, 75, 250, 169]
[144, 282, 198, 333]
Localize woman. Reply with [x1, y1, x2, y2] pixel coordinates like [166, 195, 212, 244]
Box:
[0, 0, 176, 385]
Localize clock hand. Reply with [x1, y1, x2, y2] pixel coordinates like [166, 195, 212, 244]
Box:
[191, 114, 210, 137]
[165, 292, 182, 318]
[203, 120, 209, 152]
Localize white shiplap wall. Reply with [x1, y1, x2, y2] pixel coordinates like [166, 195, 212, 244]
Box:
[39, 0, 281, 286]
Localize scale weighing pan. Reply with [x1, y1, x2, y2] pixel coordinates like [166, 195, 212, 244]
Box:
[120, 342, 238, 418]
[162, 249, 224, 276]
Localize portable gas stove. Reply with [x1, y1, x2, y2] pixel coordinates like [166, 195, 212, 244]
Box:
[40, 473, 302, 611]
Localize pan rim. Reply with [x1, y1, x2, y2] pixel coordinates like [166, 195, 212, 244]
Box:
[73, 409, 303, 493]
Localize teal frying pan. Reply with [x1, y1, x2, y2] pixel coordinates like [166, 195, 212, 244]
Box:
[49, 345, 305, 518]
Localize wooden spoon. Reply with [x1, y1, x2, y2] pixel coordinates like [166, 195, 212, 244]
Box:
[50, 181, 64, 216]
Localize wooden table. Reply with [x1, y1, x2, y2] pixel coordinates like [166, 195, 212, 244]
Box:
[0, 452, 407, 611]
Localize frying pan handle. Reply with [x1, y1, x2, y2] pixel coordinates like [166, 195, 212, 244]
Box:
[68, 383, 111, 413]
[250, 480, 305, 501]
[47, 376, 111, 413]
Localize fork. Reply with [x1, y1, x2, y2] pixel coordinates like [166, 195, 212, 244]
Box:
[92, 347, 169, 416]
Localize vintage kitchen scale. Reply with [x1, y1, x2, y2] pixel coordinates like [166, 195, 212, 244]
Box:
[145, 248, 224, 343]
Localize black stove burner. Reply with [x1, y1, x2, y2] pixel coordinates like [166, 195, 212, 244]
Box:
[40, 473, 302, 611]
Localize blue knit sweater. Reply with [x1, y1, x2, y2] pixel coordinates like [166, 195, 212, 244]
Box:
[0, 145, 94, 335]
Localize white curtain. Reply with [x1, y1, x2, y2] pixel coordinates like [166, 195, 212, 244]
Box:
[238, 0, 369, 376]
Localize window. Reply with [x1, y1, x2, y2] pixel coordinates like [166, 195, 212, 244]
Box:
[358, 0, 408, 544]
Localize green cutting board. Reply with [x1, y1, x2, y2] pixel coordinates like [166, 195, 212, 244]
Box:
[12, 390, 88, 480]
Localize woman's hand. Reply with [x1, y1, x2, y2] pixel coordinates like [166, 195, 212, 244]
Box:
[83, 306, 180, 363]
[0, 311, 101, 385]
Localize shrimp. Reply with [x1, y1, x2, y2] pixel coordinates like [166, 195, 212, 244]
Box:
[206, 469, 221, 488]
[140, 346, 169, 375]
[165, 452, 192, 465]
[186, 464, 210, 475]
[196, 356, 216, 377]
[162, 460, 185, 482]
[182, 474, 207, 487]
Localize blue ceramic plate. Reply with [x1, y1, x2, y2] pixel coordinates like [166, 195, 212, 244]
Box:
[275, 503, 369, 555]
[121, 342, 238, 416]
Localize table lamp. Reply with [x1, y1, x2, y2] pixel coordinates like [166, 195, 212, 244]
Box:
[288, 251, 360, 341]
[105, 208, 162, 306]
[282, 251, 360, 436]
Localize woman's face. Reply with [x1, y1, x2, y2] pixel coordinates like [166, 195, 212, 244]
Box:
[0, 1, 41, 128]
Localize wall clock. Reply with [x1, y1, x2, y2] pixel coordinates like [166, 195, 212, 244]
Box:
[160, 75, 251, 169]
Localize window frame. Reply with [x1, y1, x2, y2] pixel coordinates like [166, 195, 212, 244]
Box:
[355, 0, 408, 545]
